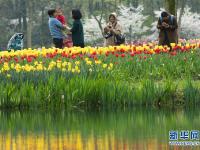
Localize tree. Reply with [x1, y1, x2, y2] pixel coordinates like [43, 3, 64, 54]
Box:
[178, 7, 200, 39]
[177, 0, 187, 35]
[165, 0, 176, 15]
[84, 5, 149, 43]
[117, 5, 149, 42]
[27, 0, 33, 48]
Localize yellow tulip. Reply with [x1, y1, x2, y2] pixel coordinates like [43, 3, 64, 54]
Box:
[103, 64, 107, 68]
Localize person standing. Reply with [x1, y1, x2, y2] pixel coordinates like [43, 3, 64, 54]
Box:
[48, 9, 66, 49]
[157, 11, 178, 47]
[56, 8, 73, 48]
[104, 13, 123, 46]
[70, 9, 84, 48]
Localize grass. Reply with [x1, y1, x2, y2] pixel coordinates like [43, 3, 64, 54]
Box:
[0, 75, 200, 110]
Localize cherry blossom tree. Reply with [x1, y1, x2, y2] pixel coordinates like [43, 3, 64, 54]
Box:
[83, 5, 149, 43]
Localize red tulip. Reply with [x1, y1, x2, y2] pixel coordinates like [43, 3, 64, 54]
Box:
[121, 54, 125, 58]
[71, 55, 77, 59]
[14, 57, 19, 63]
[120, 49, 125, 53]
[92, 51, 97, 55]
[130, 53, 135, 57]
[26, 57, 32, 63]
[79, 54, 83, 58]
[170, 51, 177, 56]
[105, 52, 109, 57]
[155, 49, 160, 54]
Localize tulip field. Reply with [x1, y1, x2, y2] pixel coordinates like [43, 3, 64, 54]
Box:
[0, 39, 200, 110]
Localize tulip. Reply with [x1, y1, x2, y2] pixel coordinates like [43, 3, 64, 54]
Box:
[130, 53, 135, 57]
[26, 57, 32, 63]
[121, 54, 125, 58]
[170, 51, 177, 56]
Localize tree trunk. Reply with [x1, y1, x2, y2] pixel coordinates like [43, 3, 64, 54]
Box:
[21, 0, 27, 47]
[41, 7, 45, 46]
[165, 0, 176, 16]
[178, 0, 186, 38]
[27, 0, 33, 48]
[92, 0, 105, 35]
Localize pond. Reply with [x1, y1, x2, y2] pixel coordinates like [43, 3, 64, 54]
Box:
[0, 108, 199, 150]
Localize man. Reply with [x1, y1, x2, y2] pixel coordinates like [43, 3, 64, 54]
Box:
[48, 9, 66, 49]
[157, 11, 178, 47]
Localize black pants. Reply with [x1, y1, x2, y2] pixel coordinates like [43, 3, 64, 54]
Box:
[53, 38, 63, 49]
[73, 43, 85, 48]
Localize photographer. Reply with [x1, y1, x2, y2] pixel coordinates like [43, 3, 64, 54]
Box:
[104, 13, 123, 46]
[157, 11, 178, 47]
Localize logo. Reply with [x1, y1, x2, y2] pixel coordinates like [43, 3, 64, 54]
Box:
[169, 130, 200, 146]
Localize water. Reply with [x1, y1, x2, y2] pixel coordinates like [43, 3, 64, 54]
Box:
[0, 108, 199, 150]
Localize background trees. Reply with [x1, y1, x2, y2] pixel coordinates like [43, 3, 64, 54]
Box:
[0, 0, 199, 49]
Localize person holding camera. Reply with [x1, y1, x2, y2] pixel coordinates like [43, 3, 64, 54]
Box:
[157, 11, 178, 47]
[104, 13, 124, 46]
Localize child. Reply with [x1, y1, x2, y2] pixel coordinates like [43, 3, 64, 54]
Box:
[56, 8, 66, 25]
[56, 8, 73, 48]
[7, 33, 24, 50]
[70, 9, 84, 48]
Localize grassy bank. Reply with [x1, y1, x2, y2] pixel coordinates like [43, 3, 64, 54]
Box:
[0, 76, 200, 110]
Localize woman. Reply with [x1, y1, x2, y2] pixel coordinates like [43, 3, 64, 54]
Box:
[70, 9, 84, 48]
[104, 13, 122, 46]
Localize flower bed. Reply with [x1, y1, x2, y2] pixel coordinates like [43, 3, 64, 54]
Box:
[0, 40, 200, 109]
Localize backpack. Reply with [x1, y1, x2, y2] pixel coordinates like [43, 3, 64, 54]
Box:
[7, 33, 24, 50]
[160, 15, 174, 25]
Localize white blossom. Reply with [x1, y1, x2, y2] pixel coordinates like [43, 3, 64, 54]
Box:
[117, 5, 149, 36]
[179, 7, 200, 39]
[83, 16, 106, 42]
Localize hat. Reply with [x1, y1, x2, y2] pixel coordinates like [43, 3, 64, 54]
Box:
[109, 12, 117, 19]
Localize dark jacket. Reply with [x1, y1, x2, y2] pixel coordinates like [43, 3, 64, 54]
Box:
[71, 20, 84, 48]
[157, 16, 178, 46]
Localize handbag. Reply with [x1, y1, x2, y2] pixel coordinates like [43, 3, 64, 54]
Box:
[114, 34, 125, 45]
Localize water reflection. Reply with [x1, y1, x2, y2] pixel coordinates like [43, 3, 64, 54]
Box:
[0, 108, 199, 150]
